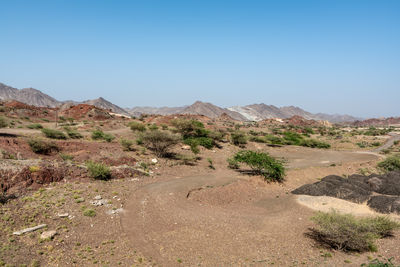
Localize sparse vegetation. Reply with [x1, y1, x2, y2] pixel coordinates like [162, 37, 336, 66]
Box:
[91, 129, 115, 142]
[230, 150, 285, 181]
[27, 123, 43, 129]
[230, 131, 247, 146]
[377, 154, 400, 172]
[120, 139, 135, 151]
[83, 209, 96, 217]
[309, 211, 400, 252]
[129, 121, 146, 132]
[64, 127, 83, 139]
[140, 130, 181, 157]
[0, 116, 8, 128]
[28, 139, 59, 154]
[41, 128, 67, 139]
[86, 161, 111, 180]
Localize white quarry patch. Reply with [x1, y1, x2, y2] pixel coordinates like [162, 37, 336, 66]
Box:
[227, 106, 261, 121]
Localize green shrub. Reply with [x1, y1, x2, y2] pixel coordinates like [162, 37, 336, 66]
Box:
[309, 211, 400, 252]
[207, 158, 215, 169]
[41, 128, 67, 139]
[27, 123, 43, 129]
[83, 209, 96, 217]
[171, 119, 208, 138]
[64, 127, 83, 139]
[103, 133, 115, 142]
[0, 116, 7, 128]
[141, 130, 181, 157]
[300, 139, 331, 149]
[91, 129, 105, 140]
[91, 129, 114, 142]
[231, 131, 247, 146]
[60, 153, 74, 161]
[129, 121, 146, 132]
[184, 137, 214, 149]
[227, 157, 240, 169]
[377, 155, 400, 172]
[232, 150, 285, 181]
[148, 124, 159, 131]
[120, 139, 135, 151]
[86, 161, 111, 180]
[28, 139, 59, 155]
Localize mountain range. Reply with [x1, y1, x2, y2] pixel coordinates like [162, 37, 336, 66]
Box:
[0, 82, 360, 122]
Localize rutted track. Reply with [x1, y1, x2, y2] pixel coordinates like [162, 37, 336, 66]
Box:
[120, 149, 379, 265]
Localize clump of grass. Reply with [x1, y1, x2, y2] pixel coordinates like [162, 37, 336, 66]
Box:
[120, 139, 135, 151]
[129, 121, 146, 132]
[230, 131, 247, 147]
[83, 209, 96, 217]
[60, 153, 74, 161]
[309, 211, 400, 252]
[361, 257, 397, 267]
[230, 150, 285, 181]
[377, 154, 400, 172]
[27, 123, 43, 129]
[207, 158, 215, 169]
[86, 161, 111, 180]
[0, 116, 8, 128]
[91, 129, 115, 142]
[64, 127, 83, 139]
[28, 139, 59, 155]
[41, 128, 67, 139]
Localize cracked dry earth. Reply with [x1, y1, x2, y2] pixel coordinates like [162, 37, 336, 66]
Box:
[120, 147, 400, 266]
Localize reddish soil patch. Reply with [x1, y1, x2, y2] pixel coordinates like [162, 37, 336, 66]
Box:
[60, 104, 112, 120]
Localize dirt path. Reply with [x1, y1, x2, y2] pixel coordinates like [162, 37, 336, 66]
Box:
[372, 132, 400, 153]
[120, 148, 384, 266]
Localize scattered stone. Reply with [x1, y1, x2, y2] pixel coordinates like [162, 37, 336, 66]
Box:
[40, 230, 57, 240]
[91, 199, 109, 206]
[151, 158, 158, 164]
[58, 213, 69, 218]
[13, 224, 47, 235]
[106, 208, 124, 215]
[94, 195, 102, 200]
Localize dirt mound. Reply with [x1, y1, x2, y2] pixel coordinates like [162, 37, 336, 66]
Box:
[60, 104, 113, 120]
[0, 162, 82, 194]
[292, 171, 400, 214]
[0, 100, 56, 122]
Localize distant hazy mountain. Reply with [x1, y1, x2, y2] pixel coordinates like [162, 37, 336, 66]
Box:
[0, 82, 129, 116]
[0, 82, 60, 107]
[228, 103, 360, 123]
[181, 101, 247, 121]
[83, 97, 130, 116]
[1, 82, 362, 122]
[125, 106, 187, 117]
[129, 102, 360, 123]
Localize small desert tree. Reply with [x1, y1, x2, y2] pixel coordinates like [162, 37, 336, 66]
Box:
[141, 130, 181, 157]
[230, 150, 285, 181]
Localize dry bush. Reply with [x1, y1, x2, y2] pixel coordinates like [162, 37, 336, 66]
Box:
[141, 130, 181, 157]
[309, 211, 400, 252]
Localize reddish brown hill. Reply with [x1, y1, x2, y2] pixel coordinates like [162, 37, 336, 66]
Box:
[353, 117, 400, 127]
[60, 104, 113, 120]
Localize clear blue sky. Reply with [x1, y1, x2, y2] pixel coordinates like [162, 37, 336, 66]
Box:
[1, 0, 399, 117]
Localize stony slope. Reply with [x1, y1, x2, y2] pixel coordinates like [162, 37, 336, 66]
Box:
[83, 97, 130, 116]
[0, 83, 60, 107]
